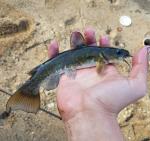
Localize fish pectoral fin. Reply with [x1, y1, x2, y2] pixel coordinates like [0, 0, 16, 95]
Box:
[96, 54, 106, 73]
[6, 89, 40, 114]
[42, 73, 60, 91]
[70, 32, 86, 49]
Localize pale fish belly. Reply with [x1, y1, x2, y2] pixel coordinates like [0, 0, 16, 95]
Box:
[40, 59, 96, 91]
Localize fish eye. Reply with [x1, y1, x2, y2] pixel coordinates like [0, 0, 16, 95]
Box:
[116, 49, 122, 55]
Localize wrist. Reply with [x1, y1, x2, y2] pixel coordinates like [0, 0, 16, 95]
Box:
[64, 110, 124, 141]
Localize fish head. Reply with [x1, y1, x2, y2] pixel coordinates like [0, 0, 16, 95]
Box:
[101, 48, 132, 69]
[102, 48, 132, 61]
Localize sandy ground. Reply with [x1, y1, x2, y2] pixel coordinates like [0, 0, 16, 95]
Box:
[0, 0, 150, 140]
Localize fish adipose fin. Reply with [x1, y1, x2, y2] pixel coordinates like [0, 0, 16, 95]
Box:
[70, 32, 86, 49]
[6, 89, 40, 114]
[42, 73, 60, 91]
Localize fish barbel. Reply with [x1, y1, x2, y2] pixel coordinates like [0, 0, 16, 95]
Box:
[6, 32, 131, 115]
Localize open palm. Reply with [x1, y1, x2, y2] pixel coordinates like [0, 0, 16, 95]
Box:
[49, 28, 148, 121]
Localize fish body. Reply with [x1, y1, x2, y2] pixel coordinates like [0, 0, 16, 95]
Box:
[6, 45, 131, 114]
[18, 46, 130, 95]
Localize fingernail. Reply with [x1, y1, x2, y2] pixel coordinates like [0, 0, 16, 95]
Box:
[84, 27, 95, 35]
[84, 27, 96, 45]
[70, 32, 85, 49]
[48, 40, 59, 58]
[50, 39, 57, 45]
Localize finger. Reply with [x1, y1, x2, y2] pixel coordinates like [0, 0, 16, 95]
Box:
[84, 27, 97, 45]
[48, 40, 59, 58]
[98, 34, 116, 75]
[129, 46, 149, 96]
[129, 46, 149, 79]
[99, 35, 110, 47]
[70, 31, 85, 49]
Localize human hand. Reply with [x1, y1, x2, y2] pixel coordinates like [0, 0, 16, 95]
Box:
[48, 27, 149, 141]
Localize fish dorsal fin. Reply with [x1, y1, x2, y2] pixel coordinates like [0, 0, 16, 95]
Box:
[70, 32, 86, 49]
[28, 65, 41, 76]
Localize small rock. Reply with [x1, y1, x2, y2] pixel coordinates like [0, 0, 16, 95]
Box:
[117, 27, 123, 32]
[143, 32, 150, 46]
[144, 38, 150, 46]
[36, 22, 40, 26]
[141, 137, 150, 141]
[135, 9, 141, 13]
[47, 103, 55, 109]
[64, 17, 76, 26]
[119, 16, 132, 27]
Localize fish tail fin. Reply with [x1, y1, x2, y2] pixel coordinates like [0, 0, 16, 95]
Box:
[6, 88, 40, 114]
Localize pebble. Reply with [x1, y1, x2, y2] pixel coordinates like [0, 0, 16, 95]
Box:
[117, 27, 123, 32]
[143, 32, 150, 46]
[119, 16, 132, 27]
[47, 103, 55, 109]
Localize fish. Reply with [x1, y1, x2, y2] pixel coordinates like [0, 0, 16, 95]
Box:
[6, 32, 132, 115]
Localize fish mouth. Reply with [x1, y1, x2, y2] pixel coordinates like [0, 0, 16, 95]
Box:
[128, 54, 133, 57]
[123, 53, 133, 58]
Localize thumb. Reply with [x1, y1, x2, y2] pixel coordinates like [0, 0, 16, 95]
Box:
[129, 46, 149, 97]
